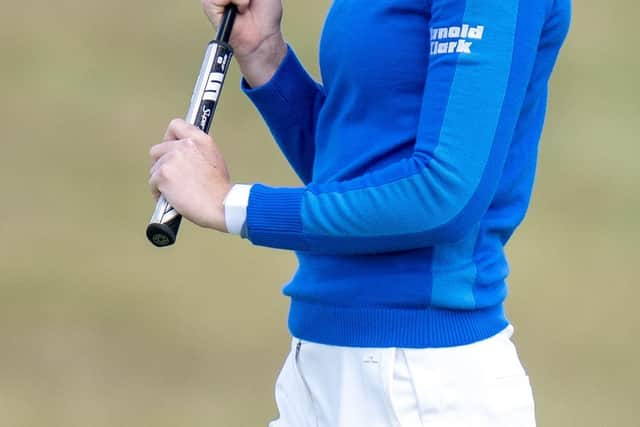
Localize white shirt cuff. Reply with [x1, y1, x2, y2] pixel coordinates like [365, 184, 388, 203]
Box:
[223, 184, 252, 236]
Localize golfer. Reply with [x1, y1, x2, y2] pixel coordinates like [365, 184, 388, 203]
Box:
[149, 0, 571, 425]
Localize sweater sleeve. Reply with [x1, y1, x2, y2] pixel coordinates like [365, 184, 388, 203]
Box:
[242, 46, 325, 184]
[246, 0, 547, 254]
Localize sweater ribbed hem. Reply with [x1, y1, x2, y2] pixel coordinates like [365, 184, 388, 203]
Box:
[288, 300, 508, 348]
[247, 184, 308, 250]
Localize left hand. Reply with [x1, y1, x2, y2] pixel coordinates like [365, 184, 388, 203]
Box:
[149, 118, 231, 232]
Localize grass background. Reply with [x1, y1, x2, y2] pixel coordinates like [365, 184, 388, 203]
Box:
[0, 0, 637, 425]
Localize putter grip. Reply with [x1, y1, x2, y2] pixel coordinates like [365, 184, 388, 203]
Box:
[146, 5, 237, 247]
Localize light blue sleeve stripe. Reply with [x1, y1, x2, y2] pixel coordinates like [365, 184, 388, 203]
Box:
[301, 0, 519, 239]
[431, 0, 520, 309]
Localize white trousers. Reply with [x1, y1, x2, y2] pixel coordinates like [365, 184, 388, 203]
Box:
[269, 326, 535, 427]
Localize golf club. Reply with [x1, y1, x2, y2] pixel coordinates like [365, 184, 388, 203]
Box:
[146, 5, 237, 247]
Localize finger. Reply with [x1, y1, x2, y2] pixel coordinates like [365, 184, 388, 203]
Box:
[203, 1, 248, 26]
[149, 139, 183, 163]
[231, 0, 249, 13]
[149, 168, 162, 199]
[163, 118, 210, 144]
[204, 0, 227, 23]
[150, 185, 161, 200]
[208, 0, 249, 14]
[149, 151, 169, 178]
[149, 154, 178, 198]
[150, 138, 198, 176]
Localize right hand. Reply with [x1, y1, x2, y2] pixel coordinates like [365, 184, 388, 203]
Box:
[202, 0, 287, 86]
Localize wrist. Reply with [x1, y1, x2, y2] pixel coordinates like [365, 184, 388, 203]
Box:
[236, 32, 287, 88]
[203, 182, 232, 233]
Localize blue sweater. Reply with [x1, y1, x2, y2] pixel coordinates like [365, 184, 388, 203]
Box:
[242, 0, 571, 348]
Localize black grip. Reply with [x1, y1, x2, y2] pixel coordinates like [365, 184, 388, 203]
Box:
[146, 215, 182, 247]
[217, 4, 238, 43]
[146, 5, 237, 248]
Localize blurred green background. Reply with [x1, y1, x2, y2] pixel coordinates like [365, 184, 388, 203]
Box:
[0, 0, 637, 425]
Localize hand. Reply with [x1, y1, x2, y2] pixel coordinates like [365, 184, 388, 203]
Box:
[149, 118, 231, 232]
[201, 0, 287, 87]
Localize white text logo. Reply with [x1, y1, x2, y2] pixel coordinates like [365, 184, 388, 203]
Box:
[203, 72, 224, 102]
[430, 24, 485, 56]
